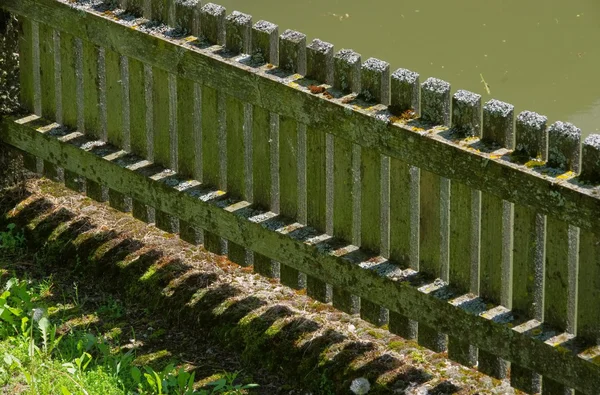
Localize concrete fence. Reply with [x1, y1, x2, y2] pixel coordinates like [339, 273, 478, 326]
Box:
[1, 0, 600, 393]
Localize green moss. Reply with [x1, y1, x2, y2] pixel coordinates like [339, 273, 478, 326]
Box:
[388, 341, 405, 351]
[139, 266, 158, 282]
[367, 329, 385, 339]
[409, 350, 426, 364]
[264, 320, 286, 337]
[133, 349, 171, 366]
[211, 298, 235, 316]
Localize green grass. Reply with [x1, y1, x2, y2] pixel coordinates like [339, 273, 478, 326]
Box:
[0, 224, 258, 395]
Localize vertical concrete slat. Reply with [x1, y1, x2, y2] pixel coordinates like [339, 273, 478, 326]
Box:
[126, 0, 146, 17]
[174, 0, 201, 36]
[251, 21, 278, 66]
[390, 68, 420, 116]
[416, 77, 451, 352]
[200, 3, 225, 46]
[388, 68, 420, 339]
[18, 18, 37, 171]
[151, 67, 178, 232]
[128, 59, 153, 222]
[82, 41, 106, 202]
[39, 25, 59, 180]
[542, 121, 581, 395]
[577, 135, 600, 346]
[388, 158, 419, 339]
[358, 58, 390, 326]
[279, 30, 306, 75]
[225, 11, 251, 55]
[248, 19, 281, 277]
[150, 0, 169, 24]
[276, 31, 305, 287]
[199, 3, 226, 254]
[447, 90, 482, 367]
[223, 10, 252, 266]
[304, 39, 334, 303]
[478, 99, 514, 379]
[251, 107, 279, 277]
[278, 116, 301, 287]
[18, 19, 35, 113]
[225, 93, 248, 265]
[60, 32, 84, 192]
[201, 84, 224, 254]
[105, 49, 130, 212]
[511, 111, 548, 394]
[177, 75, 202, 243]
[331, 49, 361, 314]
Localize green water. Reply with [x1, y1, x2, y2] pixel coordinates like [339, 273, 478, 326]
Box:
[216, 0, 599, 137]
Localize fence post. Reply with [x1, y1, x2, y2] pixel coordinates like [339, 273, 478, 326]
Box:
[418, 77, 451, 352]
[543, 121, 581, 395]
[447, 89, 481, 367]
[479, 98, 514, 379]
[358, 57, 390, 327]
[275, 30, 305, 286]
[388, 68, 420, 340]
[510, 110, 548, 394]
[331, 48, 361, 315]
[305, 38, 334, 303]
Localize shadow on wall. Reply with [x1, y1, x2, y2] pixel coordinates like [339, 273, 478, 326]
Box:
[0, 184, 463, 394]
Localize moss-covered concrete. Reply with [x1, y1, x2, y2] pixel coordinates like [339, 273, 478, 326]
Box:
[1, 116, 598, 393]
[0, 178, 525, 394]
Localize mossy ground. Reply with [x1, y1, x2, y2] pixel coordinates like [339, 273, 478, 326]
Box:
[0, 176, 523, 394]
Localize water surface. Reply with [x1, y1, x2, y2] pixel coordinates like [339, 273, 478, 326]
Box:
[217, 0, 599, 137]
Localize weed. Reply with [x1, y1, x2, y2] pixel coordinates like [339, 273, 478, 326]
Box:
[0, 275, 258, 394]
[0, 223, 25, 253]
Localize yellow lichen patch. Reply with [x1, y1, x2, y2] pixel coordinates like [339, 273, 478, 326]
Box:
[525, 159, 545, 169]
[184, 36, 196, 42]
[287, 81, 300, 89]
[489, 154, 502, 160]
[556, 171, 575, 180]
[63, 313, 100, 329]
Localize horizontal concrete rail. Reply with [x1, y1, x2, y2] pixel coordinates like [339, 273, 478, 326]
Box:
[2, 114, 600, 393]
[3, 0, 600, 233]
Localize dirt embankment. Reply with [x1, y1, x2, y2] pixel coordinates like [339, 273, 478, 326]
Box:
[0, 177, 520, 394]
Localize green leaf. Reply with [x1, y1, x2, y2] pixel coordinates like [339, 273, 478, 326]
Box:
[60, 386, 72, 395]
[153, 370, 163, 394]
[144, 372, 156, 388]
[63, 362, 77, 375]
[208, 378, 227, 391]
[130, 366, 141, 383]
[187, 371, 195, 390]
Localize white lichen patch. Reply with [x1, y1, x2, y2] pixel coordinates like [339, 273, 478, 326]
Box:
[362, 57, 389, 73]
[422, 77, 450, 94]
[392, 68, 419, 84]
[335, 49, 361, 65]
[308, 38, 334, 54]
[226, 10, 252, 25]
[484, 99, 513, 117]
[201, 3, 225, 16]
[453, 89, 481, 106]
[517, 110, 547, 129]
[253, 20, 277, 33]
